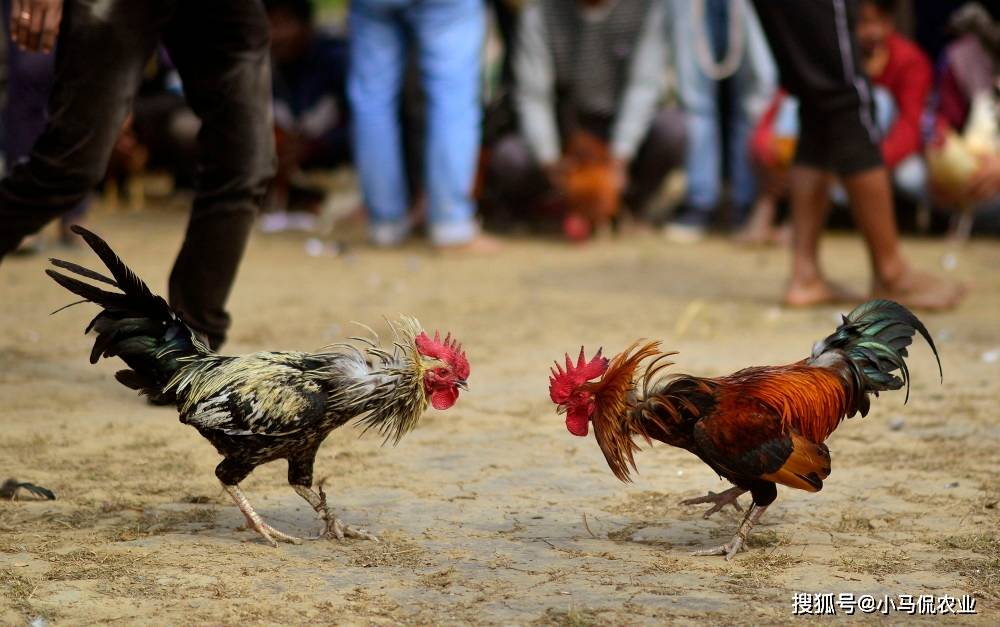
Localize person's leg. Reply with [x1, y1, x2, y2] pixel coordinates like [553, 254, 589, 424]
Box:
[754, 0, 964, 309]
[0, 0, 163, 259]
[736, 192, 780, 246]
[728, 71, 760, 227]
[163, 0, 274, 350]
[3, 17, 54, 251]
[348, 0, 409, 246]
[673, 74, 721, 232]
[828, 34, 963, 307]
[844, 167, 964, 308]
[412, 0, 485, 247]
[485, 134, 551, 213]
[784, 165, 853, 306]
[624, 107, 686, 213]
[737, 96, 798, 245]
[4, 31, 53, 165]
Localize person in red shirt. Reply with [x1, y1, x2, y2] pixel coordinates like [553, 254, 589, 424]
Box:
[856, 0, 932, 184]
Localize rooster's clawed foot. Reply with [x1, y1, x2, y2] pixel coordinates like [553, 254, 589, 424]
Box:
[689, 503, 768, 562]
[690, 537, 745, 561]
[224, 483, 303, 547]
[304, 484, 379, 542]
[319, 514, 380, 543]
[679, 486, 746, 519]
[247, 517, 304, 547]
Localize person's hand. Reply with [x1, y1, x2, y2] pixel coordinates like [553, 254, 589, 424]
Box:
[10, 0, 63, 53]
[967, 154, 1000, 203]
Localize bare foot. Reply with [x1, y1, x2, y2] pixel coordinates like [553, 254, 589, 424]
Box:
[734, 224, 776, 246]
[872, 266, 968, 311]
[436, 233, 503, 255]
[784, 277, 862, 308]
[618, 220, 654, 238]
[615, 211, 654, 238]
[735, 197, 780, 246]
[771, 223, 792, 247]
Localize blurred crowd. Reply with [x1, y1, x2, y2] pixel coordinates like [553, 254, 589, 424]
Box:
[2, 0, 999, 249]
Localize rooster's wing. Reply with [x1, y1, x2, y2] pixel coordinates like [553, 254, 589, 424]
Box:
[691, 389, 832, 493]
[172, 353, 330, 437]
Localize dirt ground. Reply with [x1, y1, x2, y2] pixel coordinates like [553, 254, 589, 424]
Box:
[1, 207, 998, 625]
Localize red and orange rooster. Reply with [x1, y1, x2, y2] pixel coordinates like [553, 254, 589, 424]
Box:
[47, 226, 469, 546]
[548, 300, 940, 559]
[558, 131, 622, 241]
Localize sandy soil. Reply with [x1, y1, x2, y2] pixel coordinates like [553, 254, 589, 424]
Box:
[1, 207, 998, 625]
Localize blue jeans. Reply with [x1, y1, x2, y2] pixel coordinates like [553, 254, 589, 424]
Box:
[348, 0, 483, 246]
[668, 0, 777, 225]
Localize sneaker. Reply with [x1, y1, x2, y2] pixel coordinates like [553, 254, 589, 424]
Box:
[369, 220, 411, 248]
[664, 206, 712, 244]
[663, 222, 707, 244]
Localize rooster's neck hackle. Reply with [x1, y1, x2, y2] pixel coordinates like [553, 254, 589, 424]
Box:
[325, 316, 430, 445]
[590, 342, 719, 482]
[590, 341, 670, 482]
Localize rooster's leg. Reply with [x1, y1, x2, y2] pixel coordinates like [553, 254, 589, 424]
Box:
[222, 484, 303, 547]
[292, 484, 379, 542]
[691, 503, 768, 561]
[680, 486, 746, 519]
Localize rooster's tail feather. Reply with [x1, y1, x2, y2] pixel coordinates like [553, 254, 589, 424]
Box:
[46, 226, 208, 399]
[810, 299, 941, 416]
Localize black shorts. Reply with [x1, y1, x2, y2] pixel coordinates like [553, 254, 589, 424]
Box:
[752, 0, 882, 176]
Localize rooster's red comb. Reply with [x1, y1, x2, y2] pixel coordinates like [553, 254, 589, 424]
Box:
[415, 331, 470, 379]
[548, 347, 609, 404]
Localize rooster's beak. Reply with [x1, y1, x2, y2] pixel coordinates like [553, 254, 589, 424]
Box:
[456, 379, 469, 391]
[556, 404, 567, 415]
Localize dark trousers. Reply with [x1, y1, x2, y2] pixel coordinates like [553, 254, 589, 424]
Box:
[0, 0, 275, 349]
[2, 0, 87, 224]
[487, 108, 687, 217]
[752, 0, 882, 176]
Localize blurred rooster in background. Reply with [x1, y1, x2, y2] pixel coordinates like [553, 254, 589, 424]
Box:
[548, 300, 940, 559]
[557, 131, 621, 241]
[47, 226, 469, 546]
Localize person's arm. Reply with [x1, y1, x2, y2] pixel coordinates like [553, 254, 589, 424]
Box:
[514, 4, 561, 165]
[880, 44, 932, 169]
[609, 2, 667, 163]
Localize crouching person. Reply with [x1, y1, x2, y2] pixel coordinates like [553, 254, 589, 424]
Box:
[483, 0, 685, 240]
